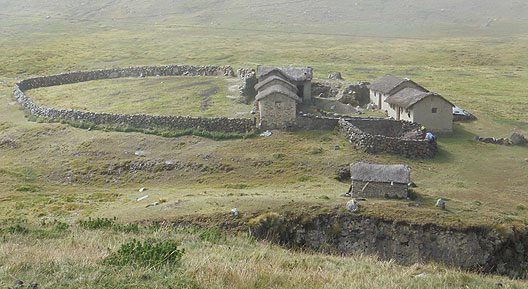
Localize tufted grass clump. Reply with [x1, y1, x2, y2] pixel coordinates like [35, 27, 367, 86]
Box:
[248, 212, 293, 243]
[198, 228, 225, 244]
[105, 239, 184, 268]
[79, 217, 116, 230]
[79, 217, 139, 233]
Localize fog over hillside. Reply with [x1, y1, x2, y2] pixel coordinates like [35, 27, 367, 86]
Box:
[1, 0, 527, 37]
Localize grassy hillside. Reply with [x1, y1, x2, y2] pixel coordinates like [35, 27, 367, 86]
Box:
[1, 0, 528, 287]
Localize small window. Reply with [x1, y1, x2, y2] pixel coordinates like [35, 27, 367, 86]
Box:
[431, 108, 438, 113]
[275, 101, 282, 108]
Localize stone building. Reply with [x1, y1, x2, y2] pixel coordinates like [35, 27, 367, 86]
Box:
[369, 74, 455, 133]
[385, 89, 455, 133]
[256, 66, 313, 103]
[254, 66, 312, 129]
[255, 78, 301, 129]
[349, 162, 411, 199]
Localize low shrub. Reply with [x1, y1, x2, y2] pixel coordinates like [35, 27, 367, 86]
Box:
[105, 239, 184, 268]
[79, 217, 116, 230]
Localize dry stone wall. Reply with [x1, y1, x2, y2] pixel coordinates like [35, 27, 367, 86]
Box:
[14, 65, 255, 134]
[339, 118, 437, 158]
[351, 180, 408, 199]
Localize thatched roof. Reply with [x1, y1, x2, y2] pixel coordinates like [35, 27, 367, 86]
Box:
[255, 83, 301, 103]
[369, 74, 426, 95]
[350, 162, 411, 184]
[385, 88, 455, 109]
[257, 66, 313, 82]
[254, 75, 298, 92]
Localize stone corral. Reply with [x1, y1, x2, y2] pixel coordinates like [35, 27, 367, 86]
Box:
[14, 65, 255, 134]
[339, 118, 437, 158]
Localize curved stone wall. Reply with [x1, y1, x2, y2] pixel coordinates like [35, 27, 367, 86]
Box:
[14, 65, 256, 134]
[339, 118, 437, 158]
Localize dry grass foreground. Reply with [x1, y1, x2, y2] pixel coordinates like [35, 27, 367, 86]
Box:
[0, 221, 525, 289]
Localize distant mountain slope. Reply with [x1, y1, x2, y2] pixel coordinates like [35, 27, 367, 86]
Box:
[2, 0, 527, 38]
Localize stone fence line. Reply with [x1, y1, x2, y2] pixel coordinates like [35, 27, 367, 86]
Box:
[14, 65, 254, 134]
[339, 118, 437, 158]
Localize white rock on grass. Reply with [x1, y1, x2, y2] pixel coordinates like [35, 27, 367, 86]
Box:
[435, 198, 446, 210]
[231, 208, 239, 218]
[346, 199, 360, 212]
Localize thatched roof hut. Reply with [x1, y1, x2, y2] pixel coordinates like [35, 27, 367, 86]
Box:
[350, 162, 411, 184]
[369, 74, 427, 95]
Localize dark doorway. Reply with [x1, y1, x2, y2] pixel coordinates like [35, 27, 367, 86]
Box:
[297, 85, 304, 99]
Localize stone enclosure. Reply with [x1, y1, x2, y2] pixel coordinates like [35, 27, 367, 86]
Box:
[14, 64, 437, 158]
[14, 65, 254, 134]
[339, 118, 437, 158]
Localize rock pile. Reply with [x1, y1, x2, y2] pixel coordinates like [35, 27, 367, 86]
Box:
[239, 71, 257, 103]
[474, 133, 526, 146]
[328, 72, 343, 80]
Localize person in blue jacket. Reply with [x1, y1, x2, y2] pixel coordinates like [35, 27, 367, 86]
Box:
[425, 132, 436, 143]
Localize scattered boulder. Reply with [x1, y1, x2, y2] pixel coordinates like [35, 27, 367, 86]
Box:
[435, 198, 446, 210]
[135, 195, 149, 202]
[474, 136, 511, 146]
[231, 208, 239, 218]
[346, 199, 360, 212]
[328, 72, 343, 80]
[260, 130, 272, 137]
[510, 132, 526, 145]
[139, 187, 147, 193]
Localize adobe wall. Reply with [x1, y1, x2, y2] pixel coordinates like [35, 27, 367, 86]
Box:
[339, 118, 437, 158]
[13, 65, 255, 134]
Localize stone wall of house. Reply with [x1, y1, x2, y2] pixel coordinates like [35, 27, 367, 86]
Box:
[13, 65, 256, 134]
[258, 94, 297, 129]
[351, 180, 408, 199]
[339, 118, 437, 158]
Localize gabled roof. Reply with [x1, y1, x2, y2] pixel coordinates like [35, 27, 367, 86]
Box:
[255, 84, 302, 103]
[369, 74, 426, 95]
[254, 75, 298, 92]
[350, 162, 411, 184]
[257, 66, 313, 82]
[385, 87, 455, 109]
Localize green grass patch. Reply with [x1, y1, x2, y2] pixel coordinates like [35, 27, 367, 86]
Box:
[11, 184, 40, 192]
[26, 76, 252, 118]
